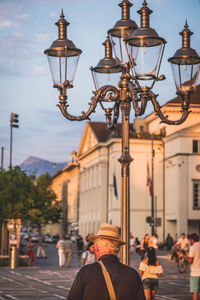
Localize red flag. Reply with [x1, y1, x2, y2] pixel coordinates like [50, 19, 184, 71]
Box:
[146, 161, 152, 196]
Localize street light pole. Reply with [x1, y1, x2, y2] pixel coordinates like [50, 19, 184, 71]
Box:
[151, 135, 155, 235]
[119, 100, 132, 265]
[10, 120, 13, 168]
[1, 146, 4, 170]
[9, 113, 19, 168]
[44, 1, 200, 265]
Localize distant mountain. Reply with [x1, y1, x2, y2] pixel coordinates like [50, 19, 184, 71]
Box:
[20, 156, 67, 177]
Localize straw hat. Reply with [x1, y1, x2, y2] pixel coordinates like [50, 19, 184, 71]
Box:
[88, 223, 126, 245]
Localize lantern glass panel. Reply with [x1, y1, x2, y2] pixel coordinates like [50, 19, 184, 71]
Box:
[111, 36, 129, 65]
[92, 71, 120, 91]
[129, 43, 163, 81]
[47, 54, 80, 86]
[171, 63, 200, 93]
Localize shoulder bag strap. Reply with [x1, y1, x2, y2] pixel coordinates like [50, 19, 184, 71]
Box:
[98, 260, 117, 300]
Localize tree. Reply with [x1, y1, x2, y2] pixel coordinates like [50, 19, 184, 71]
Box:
[0, 168, 61, 234]
[29, 173, 62, 234]
[0, 166, 33, 220]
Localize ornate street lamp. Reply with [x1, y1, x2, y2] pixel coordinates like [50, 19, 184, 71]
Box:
[44, 0, 200, 265]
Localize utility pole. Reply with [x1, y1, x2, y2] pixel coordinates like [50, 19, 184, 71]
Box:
[10, 113, 19, 168]
[1, 146, 4, 170]
[151, 135, 155, 235]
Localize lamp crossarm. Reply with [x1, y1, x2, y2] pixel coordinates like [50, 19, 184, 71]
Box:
[149, 91, 191, 125]
[57, 85, 120, 122]
[133, 90, 148, 117]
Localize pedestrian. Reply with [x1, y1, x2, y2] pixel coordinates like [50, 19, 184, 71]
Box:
[130, 235, 136, 255]
[140, 234, 150, 260]
[37, 235, 47, 258]
[77, 235, 84, 254]
[165, 233, 174, 250]
[81, 242, 97, 267]
[187, 233, 200, 300]
[64, 235, 73, 268]
[68, 223, 145, 300]
[150, 233, 158, 251]
[26, 237, 35, 266]
[56, 236, 65, 268]
[139, 247, 163, 300]
[175, 233, 189, 253]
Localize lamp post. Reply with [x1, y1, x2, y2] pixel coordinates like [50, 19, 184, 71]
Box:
[44, 1, 200, 266]
[151, 134, 155, 236]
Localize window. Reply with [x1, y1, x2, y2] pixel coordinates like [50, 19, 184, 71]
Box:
[193, 140, 200, 153]
[139, 125, 144, 132]
[193, 180, 200, 210]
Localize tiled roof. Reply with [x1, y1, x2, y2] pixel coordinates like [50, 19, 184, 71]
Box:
[89, 122, 162, 141]
[166, 84, 200, 105]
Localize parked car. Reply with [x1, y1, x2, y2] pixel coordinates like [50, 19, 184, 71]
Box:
[31, 233, 40, 242]
[44, 234, 55, 243]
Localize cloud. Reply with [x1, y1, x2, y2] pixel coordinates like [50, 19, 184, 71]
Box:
[31, 66, 45, 75]
[0, 20, 18, 29]
[35, 33, 53, 43]
[16, 14, 29, 21]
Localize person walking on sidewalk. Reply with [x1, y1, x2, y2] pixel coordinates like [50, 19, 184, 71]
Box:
[26, 237, 35, 266]
[64, 236, 73, 268]
[56, 236, 65, 268]
[68, 223, 145, 300]
[139, 247, 163, 300]
[188, 233, 200, 300]
[36, 235, 47, 259]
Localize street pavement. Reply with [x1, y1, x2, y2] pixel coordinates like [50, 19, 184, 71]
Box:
[0, 243, 192, 299]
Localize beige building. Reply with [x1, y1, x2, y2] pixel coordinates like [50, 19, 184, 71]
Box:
[49, 86, 200, 241]
[77, 85, 200, 242]
[47, 151, 79, 235]
[77, 122, 164, 240]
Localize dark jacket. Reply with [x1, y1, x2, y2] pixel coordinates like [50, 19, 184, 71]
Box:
[68, 254, 145, 300]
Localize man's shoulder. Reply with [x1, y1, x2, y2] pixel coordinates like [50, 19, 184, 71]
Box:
[78, 262, 100, 277]
[120, 262, 140, 274]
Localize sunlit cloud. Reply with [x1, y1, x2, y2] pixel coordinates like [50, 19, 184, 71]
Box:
[0, 20, 18, 29]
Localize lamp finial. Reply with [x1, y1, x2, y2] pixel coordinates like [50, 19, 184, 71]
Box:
[60, 9, 65, 19]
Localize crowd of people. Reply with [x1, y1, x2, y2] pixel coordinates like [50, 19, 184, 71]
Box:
[23, 228, 200, 300]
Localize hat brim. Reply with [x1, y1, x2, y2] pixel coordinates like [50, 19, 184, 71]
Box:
[88, 234, 126, 245]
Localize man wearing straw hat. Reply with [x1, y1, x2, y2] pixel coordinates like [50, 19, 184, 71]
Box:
[68, 223, 145, 300]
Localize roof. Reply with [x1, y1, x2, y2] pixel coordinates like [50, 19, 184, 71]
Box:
[166, 84, 200, 106]
[89, 122, 162, 141]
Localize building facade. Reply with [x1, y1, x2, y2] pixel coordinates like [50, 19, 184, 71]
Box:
[77, 86, 200, 242]
[48, 151, 79, 235]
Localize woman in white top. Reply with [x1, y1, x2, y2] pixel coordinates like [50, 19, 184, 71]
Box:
[56, 236, 65, 267]
[139, 247, 163, 300]
[81, 242, 97, 267]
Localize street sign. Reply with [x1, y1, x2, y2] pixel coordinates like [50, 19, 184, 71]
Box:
[155, 217, 161, 227]
[146, 216, 161, 227]
[146, 216, 154, 224]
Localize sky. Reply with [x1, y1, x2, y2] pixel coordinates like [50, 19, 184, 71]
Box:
[0, 0, 200, 169]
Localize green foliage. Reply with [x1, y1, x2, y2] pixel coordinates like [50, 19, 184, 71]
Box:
[0, 166, 33, 220]
[30, 173, 62, 229]
[0, 168, 61, 230]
